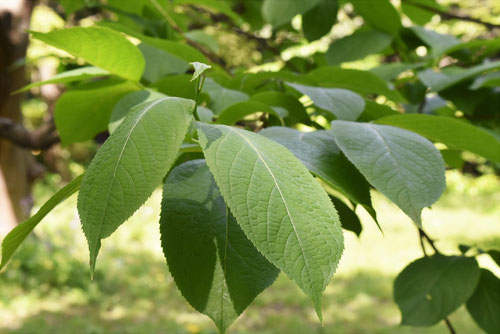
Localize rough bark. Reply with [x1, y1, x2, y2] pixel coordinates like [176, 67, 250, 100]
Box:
[0, 0, 36, 235]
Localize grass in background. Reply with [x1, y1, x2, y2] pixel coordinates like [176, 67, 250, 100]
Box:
[0, 171, 499, 334]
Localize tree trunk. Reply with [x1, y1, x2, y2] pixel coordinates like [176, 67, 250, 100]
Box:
[0, 0, 36, 235]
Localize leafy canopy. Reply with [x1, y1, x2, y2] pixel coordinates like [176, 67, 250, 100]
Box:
[3, 0, 500, 333]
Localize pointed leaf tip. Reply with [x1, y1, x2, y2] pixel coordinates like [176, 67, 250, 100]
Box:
[78, 97, 193, 274]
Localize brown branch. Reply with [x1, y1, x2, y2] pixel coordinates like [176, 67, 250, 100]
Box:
[0, 117, 59, 150]
[402, 0, 500, 29]
[147, 0, 231, 74]
[186, 4, 283, 58]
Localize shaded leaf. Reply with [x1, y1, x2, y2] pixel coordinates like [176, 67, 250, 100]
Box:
[418, 61, 500, 92]
[466, 269, 500, 334]
[394, 255, 480, 326]
[262, 0, 321, 27]
[55, 78, 138, 144]
[203, 78, 249, 114]
[370, 62, 424, 81]
[411, 26, 460, 58]
[251, 91, 309, 125]
[326, 30, 392, 65]
[329, 196, 362, 237]
[302, 0, 338, 41]
[286, 82, 365, 121]
[308, 67, 405, 102]
[217, 101, 283, 125]
[402, 0, 441, 25]
[160, 160, 279, 334]
[139, 43, 189, 83]
[350, 0, 401, 35]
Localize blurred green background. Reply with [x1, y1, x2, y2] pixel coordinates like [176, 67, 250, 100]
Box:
[1, 0, 500, 333]
[1, 170, 499, 334]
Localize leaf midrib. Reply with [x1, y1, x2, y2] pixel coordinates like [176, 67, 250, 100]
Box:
[228, 127, 316, 297]
[369, 125, 419, 219]
[90, 97, 170, 256]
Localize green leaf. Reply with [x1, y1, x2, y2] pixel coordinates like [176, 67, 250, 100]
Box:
[58, 0, 87, 14]
[30, 26, 145, 82]
[329, 196, 362, 237]
[401, 0, 441, 25]
[262, 0, 321, 27]
[196, 106, 214, 123]
[487, 250, 500, 267]
[160, 160, 279, 333]
[138, 35, 210, 65]
[394, 255, 480, 326]
[152, 74, 198, 99]
[251, 91, 309, 125]
[259, 127, 374, 217]
[331, 121, 445, 226]
[190, 62, 212, 82]
[370, 62, 424, 81]
[185, 30, 220, 53]
[376, 114, 500, 162]
[217, 101, 283, 125]
[55, 78, 138, 144]
[14, 66, 109, 93]
[357, 100, 398, 122]
[410, 26, 460, 59]
[470, 71, 500, 90]
[108, 90, 166, 134]
[350, 0, 401, 35]
[302, 0, 338, 41]
[1, 175, 83, 271]
[440, 149, 464, 169]
[173, 0, 243, 24]
[308, 67, 405, 102]
[196, 123, 344, 319]
[418, 61, 500, 92]
[138, 43, 189, 83]
[466, 269, 500, 334]
[98, 21, 211, 65]
[326, 30, 392, 66]
[203, 78, 249, 114]
[286, 82, 365, 121]
[78, 97, 194, 275]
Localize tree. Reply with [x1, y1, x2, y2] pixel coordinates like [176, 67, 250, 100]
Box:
[1, 0, 500, 333]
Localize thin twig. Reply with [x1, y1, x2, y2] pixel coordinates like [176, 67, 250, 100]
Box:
[418, 228, 440, 254]
[402, 0, 500, 29]
[147, 0, 231, 74]
[444, 317, 457, 334]
[417, 228, 456, 334]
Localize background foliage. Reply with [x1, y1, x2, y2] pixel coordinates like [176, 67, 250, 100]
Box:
[1, 0, 500, 333]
